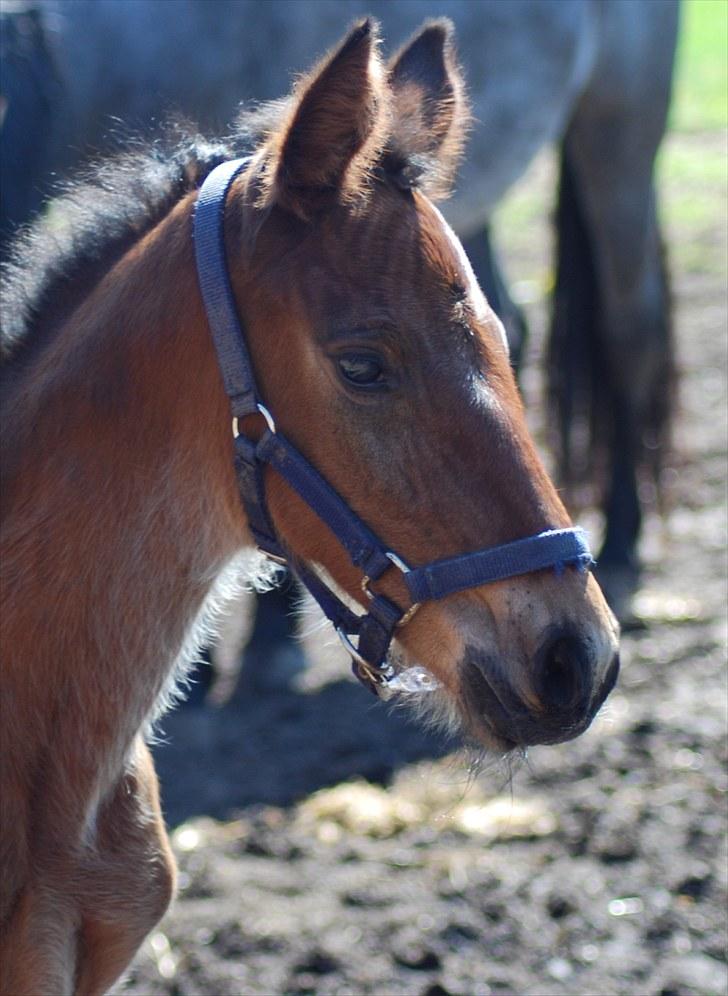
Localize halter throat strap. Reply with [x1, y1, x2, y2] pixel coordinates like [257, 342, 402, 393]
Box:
[193, 158, 594, 697]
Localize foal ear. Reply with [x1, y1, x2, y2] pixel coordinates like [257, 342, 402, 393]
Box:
[387, 19, 469, 199]
[265, 19, 388, 218]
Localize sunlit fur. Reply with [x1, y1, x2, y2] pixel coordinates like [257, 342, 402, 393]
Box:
[148, 549, 280, 731]
[0, 18, 617, 994]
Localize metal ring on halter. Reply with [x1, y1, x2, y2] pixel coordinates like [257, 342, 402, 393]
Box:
[263, 550, 289, 567]
[396, 600, 422, 627]
[336, 628, 394, 679]
[256, 403, 276, 433]
[232, 403, 277, 439]
[361, 549, 412, 599]
[336, 627, 368, 665]
[360, 550, 422, 628]
[385, 550, 411, 573]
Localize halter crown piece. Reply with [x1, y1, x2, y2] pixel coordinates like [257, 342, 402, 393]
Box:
[193, 159, 594, 697]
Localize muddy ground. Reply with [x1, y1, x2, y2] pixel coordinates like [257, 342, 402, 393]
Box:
[119, 133, 727, 996]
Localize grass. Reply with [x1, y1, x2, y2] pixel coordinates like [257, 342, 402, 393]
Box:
[662, 0, 727, 273]
[493, 0, 728, 284]
[671, 0, 728, 132]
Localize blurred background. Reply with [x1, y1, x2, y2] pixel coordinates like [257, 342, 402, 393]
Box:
[2, 1, 726, 994]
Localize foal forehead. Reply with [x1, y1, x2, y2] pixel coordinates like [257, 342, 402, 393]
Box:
[414, 194, 489, 323]
[294, 187, 508, 353]
[412, 193, 509, 354]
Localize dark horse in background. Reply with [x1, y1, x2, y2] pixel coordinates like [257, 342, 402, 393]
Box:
[0, 0, 679, 616]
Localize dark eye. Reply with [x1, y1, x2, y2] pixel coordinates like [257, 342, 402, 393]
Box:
[337, 353, 385, 387]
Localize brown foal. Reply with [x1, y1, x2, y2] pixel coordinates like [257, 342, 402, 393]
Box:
[0, 20, 618, 994]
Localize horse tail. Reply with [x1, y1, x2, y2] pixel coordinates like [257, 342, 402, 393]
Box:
[546, 142, 674, 506]
[644, 235, 675, 498]
[546, 143, 602, 497]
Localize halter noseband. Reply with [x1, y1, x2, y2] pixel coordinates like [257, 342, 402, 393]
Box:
[193, 158, 594, 697]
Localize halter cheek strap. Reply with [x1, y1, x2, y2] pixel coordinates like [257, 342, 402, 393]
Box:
[193, 158, 594, 697]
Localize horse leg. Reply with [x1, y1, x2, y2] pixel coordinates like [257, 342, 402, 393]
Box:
[462, 226, 529, 372]
[548, 44, 675, 619]
[73, 738, 176, 995]
[1, 741, 175, 995]
[0, 889, 78, 995]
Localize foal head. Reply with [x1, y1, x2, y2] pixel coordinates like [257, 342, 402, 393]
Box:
[223, 19, 618, 751]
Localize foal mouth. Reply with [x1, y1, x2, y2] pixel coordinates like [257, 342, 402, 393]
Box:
[458, 650, 612, 750]
[458, 661, 521, 752]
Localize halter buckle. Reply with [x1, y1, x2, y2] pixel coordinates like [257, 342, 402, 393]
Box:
[336, 627, 395, 697]
[360, 551, 421, 628]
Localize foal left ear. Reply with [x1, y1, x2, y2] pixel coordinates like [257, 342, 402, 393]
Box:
[264, 19, 388, 218]
[387, 19, 469, 198]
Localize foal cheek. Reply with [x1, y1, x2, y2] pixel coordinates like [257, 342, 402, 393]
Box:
[395, 602, 467, 695]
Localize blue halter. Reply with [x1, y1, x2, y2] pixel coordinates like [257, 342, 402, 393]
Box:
[193, 158, 594, 696]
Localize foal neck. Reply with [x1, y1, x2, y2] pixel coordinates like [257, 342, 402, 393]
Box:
[1, 192, 251, 738]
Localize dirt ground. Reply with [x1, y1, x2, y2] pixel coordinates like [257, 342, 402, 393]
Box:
[119, 132, 727, 996]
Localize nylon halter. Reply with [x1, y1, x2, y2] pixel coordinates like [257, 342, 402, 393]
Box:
[193, 158, 594, 697]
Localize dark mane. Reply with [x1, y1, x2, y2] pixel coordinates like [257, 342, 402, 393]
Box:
[0, 125, 242, 374]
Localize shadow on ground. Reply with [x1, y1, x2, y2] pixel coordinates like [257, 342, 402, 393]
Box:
[153, 674, 455, 828]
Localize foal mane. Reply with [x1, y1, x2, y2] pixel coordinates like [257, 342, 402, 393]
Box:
[0, 128, 237, 374]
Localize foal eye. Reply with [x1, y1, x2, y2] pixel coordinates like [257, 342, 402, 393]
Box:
[337, 354, 385, 387]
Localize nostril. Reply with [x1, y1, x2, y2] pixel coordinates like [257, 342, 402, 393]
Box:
[536, 635, 589, 710]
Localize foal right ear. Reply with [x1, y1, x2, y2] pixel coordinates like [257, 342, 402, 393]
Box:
[264, 19, 388, 219]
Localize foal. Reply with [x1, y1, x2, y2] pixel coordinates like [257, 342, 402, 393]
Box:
[0, 20, 618, 994]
